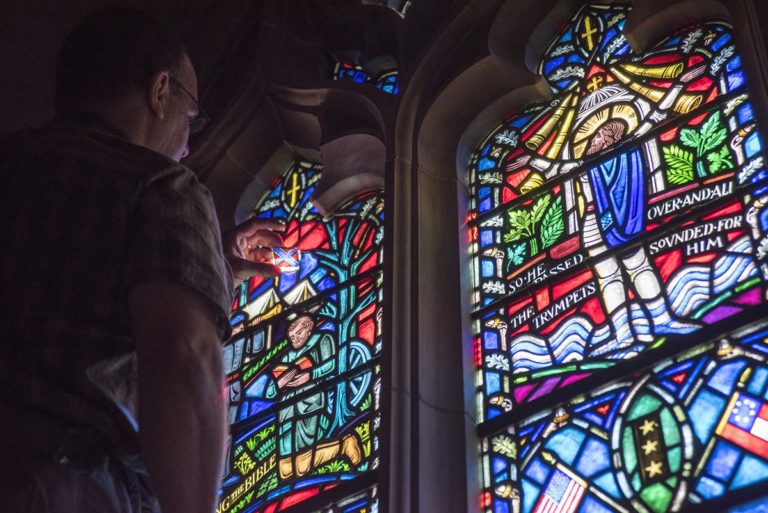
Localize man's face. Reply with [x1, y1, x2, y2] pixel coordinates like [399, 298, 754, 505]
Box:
[158, 53, 198, 162]
[587, 122, 622, 156]
[587, 125, 609, 156]
[288, 316, 314, 349]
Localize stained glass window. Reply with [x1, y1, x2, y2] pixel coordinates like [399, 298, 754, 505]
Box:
[220, 160, 384, 513]
[333, 63, 399, 95]
[466, 2, 768, 512]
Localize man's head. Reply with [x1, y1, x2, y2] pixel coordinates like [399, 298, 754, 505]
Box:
[55, 9, 201, 161]
[586, 120, 625, 156]
[287, 316, 315, 349]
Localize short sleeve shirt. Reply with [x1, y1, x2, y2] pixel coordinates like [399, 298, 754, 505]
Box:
[0, 116, 233, 441]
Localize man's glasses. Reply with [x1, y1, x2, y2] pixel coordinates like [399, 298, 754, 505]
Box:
[169, 75, 210, 134]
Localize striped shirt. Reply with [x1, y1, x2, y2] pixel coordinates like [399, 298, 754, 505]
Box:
[0, 115, 233, 447]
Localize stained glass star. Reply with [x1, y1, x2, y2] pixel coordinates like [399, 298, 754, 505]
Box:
[639, 419, 657, 435]
[645, 460, 664, 478]
[641, 439, 658, 455]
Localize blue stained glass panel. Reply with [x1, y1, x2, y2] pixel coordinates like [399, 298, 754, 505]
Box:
[486, 372, 501, 395]
[689, 390, 725, 443]
[578, 496, 613, 513]
[697, 476, 727, 499]
[746, 132, 762, 158]
[729, 71, 746, 92]
[712, 33, 732, 51]
[521, 479, 540, 513]
[575, 437, 610, 477]
[708, 442, 743, 480]
[525, 456, 550, 485]
[710, 361, 748, 395]
[749, 367, 768, 396]
[543, 427, 585, 465]
[593, 472, 620, 498]
[739, 104, 755, 124]
[733, 455, 768, 488]
[484, 331, 499, 350]
[494, 501, 510, 513]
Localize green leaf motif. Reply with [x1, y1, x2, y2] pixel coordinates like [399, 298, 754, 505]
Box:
[539, 196, 564, 249]
[707, 145, 734, 174]
[256, 473, 278, 498]
[503, 230, 522, 243]
[663, 144, 694, 184]
[700, 112, 728, 154]
[316, 459, 351, 474]
[491, 435, 516, 458]
[504, 209, 533, 242]
[679, 128, 701, 149]
[531, 194, 551, 224]
[506, 243, 526, 269]
[509, 209, 532, 231]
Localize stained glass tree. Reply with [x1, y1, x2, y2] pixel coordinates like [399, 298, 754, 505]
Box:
[219, 160, 383, 513]
[466, 2, 768, 512]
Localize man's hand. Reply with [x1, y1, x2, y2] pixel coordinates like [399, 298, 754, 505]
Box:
[223, 218, 286, 285]
[275, 367, 311, 390]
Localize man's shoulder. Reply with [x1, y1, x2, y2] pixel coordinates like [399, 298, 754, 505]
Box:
[3, 121, 194, 185]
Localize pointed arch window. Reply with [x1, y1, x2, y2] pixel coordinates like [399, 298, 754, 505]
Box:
[219, 159, 383, 513]
[466, 3, 768, 512]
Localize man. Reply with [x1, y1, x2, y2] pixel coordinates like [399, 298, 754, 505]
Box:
[262, 315, 361, 481]
[0, 9, 282, 513]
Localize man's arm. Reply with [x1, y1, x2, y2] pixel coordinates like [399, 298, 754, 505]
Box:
[129, 280, 227, 513]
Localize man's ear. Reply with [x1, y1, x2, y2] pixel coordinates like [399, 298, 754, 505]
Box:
[148, 71, 171, 120]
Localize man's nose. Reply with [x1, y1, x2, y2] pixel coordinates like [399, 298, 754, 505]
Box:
[181, 145, 190, 159]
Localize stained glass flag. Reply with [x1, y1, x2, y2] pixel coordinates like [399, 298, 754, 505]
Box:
[532, 465, 586, 513]
[273, 248, 302, 273]
[717, 392, 768, 458]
